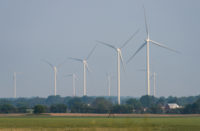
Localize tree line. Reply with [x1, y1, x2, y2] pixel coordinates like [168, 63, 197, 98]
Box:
[0, 95, 199, 114]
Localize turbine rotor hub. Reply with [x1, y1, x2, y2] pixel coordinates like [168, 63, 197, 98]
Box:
[54, 66, 57, 72]
[83, 60, 87, 64]
[117, 48, 121, 52]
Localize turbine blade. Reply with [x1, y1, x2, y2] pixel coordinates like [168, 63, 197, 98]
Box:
[96, 40, 117, 50]
[41, 59, 54, 69]
[68, 57, 83, 62]
[86, 44, 98, 60]
[119, 51, 126, 72]
[64, 74, 73, 77]
[127, 42, 146, 64]
[143, 5, 149, 37]
[137, 69, 146, 72]
[85, 62, 92, 73]
[150, 40, 180, 54]
[120, 29, 140, 49]
[64, 73, 79, 80]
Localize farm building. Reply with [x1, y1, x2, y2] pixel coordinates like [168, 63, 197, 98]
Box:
[165, 103, 180, 110]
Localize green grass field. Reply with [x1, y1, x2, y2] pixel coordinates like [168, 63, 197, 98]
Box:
[0, 116, 200, 131]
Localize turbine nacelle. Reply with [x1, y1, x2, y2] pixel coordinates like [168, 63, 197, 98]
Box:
[83, 60, 87, 65]
[54, 66, 57, 72]
[117, 48, 121, 52]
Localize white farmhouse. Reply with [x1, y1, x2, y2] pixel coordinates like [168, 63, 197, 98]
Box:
[166, 103, 180, 109]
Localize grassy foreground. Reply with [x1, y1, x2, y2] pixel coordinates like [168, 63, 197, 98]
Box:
[0, 116, 200, 131]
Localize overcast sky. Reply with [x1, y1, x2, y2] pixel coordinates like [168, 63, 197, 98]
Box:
[0, 0, 200, 98]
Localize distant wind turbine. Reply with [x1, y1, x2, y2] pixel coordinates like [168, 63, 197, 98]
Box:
[69, 44, 97, 96]
[13, 72, 22, 98]
[138, 69, 156, 96]
[42, 59, 65, 96]
[65, 73, 78, 97]
[127, 7, 179, 96]
[97, 29, 139, 105]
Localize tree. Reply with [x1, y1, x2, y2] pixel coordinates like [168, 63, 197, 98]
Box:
[0, 99, 12, 105]
[15, 102, 29, 113]
[148, 105, 163, 114]
[50, 104, 67, 113]
[157, 97, 166, 106]
[126, 98, 143, 113]
[0, 104, 16, 113]
[183, 104, 193, 114]
[81, 96, 95, 104]
[167, 96, 178, 104]
[71, 103, 92, 113]
[68, 97, 86, 113]
[17, 106, 27, 113]
[91, 97, 112, 113]
[140, 95, 157, 108]
[46, 95, 64, 105]
[111, 105, 133, 114]
[183, 98, 200, 114]
[67, 97, 82, 108]
[33, 105, 46, 114]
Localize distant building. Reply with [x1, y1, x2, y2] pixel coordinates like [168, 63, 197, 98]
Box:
[165, 103, 180, 110]
[143, 108, 147, 112]
[26, 109, 34, 114]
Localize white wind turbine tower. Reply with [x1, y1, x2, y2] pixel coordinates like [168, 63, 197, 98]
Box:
[69, 44, 97, 96]
[97, 30, 139, 105]
[152, 72, 156, 97]
[127, 7, 179, 96]
[107, 73, 111, 97]
[42, 60, 65, 96]
[65, 73, 78, 97]
[13, 72, 22, 98]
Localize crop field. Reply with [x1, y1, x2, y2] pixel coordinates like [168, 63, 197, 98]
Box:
[0, 115, 200, 131]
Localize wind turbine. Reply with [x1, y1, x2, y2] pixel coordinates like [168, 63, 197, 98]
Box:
[42, 59, 65, 96]
[13, 72, 22, 98]
[127, 7, 179, 96]
[97, 29, 139, 105]
[65, 73, 78, 97]
[69, 44, 97, 96]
